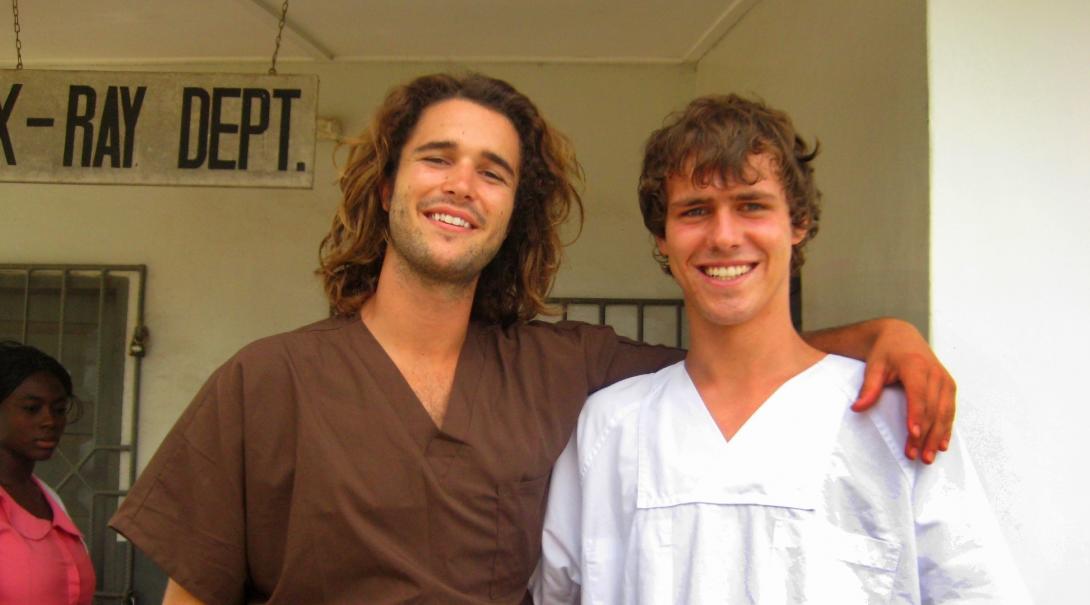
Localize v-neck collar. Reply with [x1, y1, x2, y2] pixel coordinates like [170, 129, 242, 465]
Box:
[345, 316, 485, 451]
[636, 356, 859, 511]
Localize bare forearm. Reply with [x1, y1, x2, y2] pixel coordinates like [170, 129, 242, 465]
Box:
[163, 580, 208, 605]
[804, 317, 955, 464]
[801, 317, 898, 361]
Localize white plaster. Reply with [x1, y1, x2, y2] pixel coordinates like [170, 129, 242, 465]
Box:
[929, 1, 1090, 600]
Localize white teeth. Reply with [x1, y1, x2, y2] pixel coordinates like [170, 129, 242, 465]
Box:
[429, 213, 472, 228]
[703, 265, 753, 279]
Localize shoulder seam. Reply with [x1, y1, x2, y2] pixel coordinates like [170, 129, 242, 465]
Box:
[577, 375, 663, 479]
[579, 401, 641, 479]
[862, 389, 916, 483]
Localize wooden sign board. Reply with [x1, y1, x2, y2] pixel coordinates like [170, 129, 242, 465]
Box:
[0, 70, 317, 188]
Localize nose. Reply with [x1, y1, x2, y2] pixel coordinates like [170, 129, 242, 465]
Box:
[39, 401, 67, 429]
[707, 208, 743, 250]
[40, 407, 58, 428]
[443, 160, 476, 201]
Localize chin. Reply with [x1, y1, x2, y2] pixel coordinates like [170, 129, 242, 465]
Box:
[25, 445, 59, 461]
[694, 308, 751, 327]
[689, 296, 749, 321]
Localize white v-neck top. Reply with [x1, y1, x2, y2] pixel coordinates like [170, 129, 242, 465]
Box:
[533, 355, 1031, 604]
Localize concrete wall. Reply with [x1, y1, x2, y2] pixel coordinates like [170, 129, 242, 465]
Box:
[1, 61, 691, 467]
[928, 1, 1090, 600]
[692, 0, 931, 335]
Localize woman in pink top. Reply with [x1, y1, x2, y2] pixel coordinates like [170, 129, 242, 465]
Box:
[1, 341, 96, 605]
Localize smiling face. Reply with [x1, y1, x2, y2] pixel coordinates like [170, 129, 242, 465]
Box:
[383, 98, 521, 287]
[0, 371, 69, 465]
[657, 153, 805, 332]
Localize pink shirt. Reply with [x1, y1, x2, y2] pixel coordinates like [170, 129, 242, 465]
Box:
[0, 476, 96, 605]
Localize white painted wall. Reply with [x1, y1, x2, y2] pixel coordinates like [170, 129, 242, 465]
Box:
[929, 1, 1090, 600]
[692, 0, 931, 335]
[1, 61, 691, 467]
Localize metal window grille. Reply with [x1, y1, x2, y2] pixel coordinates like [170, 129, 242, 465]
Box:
[546, 297, 688, 348]
[547, 276, 803, 348]
[0, 264, 146, 604]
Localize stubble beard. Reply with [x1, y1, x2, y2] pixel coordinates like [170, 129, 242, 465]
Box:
[386, 198, 503, 289]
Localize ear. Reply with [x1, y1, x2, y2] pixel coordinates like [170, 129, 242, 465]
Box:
[655, 235, 668, 257]
[380, 181, 392, 211]
[791, 222, 808, 246]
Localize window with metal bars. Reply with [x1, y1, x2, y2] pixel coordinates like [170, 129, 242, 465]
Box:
[545, 297, 688, 348]
[546, 275, 802, 349]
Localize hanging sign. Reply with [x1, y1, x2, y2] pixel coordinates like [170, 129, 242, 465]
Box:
[0, 70, 317, 188]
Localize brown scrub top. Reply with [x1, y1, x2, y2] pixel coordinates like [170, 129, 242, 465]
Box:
[109, 316, 683, 605]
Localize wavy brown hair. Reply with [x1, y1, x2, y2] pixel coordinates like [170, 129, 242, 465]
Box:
[318, 73, 583, 325]
[638, 94, 821, 275]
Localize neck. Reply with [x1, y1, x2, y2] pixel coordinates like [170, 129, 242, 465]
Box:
[684, 302, 823, 403]
[0, 450, 34, 487]
[683, 303, 824, 441]
[360, 254, 477, 360]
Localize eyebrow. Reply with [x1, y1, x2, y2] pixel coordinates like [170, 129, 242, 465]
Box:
[669, 195, 712, 208]
[19, 394, 69, 405]
[411, 140, 517, 179]
[731, 190, 776, 201]
[668, 188, 777, 209]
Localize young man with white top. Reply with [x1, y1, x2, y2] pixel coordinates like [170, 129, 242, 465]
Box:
[534, 94, 1030, 604]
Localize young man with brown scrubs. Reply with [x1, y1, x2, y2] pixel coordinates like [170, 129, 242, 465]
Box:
[109, 73, 956, 605]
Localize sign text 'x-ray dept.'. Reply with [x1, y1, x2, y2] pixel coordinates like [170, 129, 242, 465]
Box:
[0, 70, 317, 188]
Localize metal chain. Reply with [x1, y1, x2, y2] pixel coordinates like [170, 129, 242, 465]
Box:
[268, 0, 289, 75]
[11, 0, 23, 69]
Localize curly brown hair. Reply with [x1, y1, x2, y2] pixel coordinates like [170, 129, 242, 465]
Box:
[318, 73, 583, 325]
[638, 94, 821, 275]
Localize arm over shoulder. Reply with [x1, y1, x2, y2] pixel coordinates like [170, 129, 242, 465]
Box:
[561, 321, 683, 394]
[850, 383, 1031, 602]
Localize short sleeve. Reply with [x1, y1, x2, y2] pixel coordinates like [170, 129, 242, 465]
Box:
[533, 433, 582, 604]
[862, 385, 1033, 602]
[911, 432, 1034, 603]
[109, 357, 248, 605]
